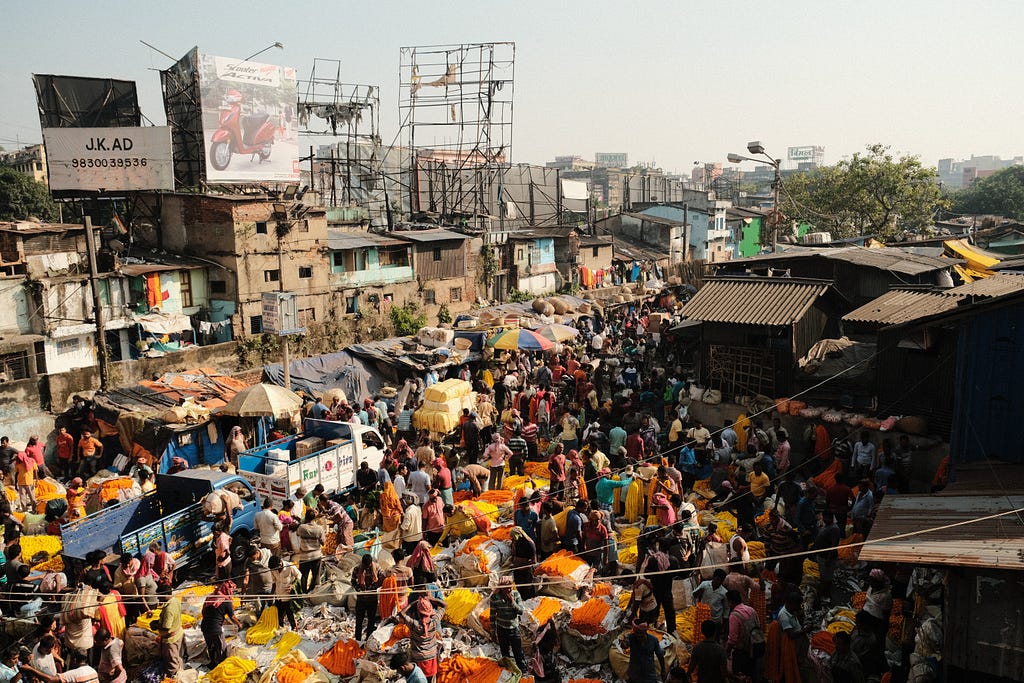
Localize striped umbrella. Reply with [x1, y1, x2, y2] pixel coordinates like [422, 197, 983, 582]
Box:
[536, 323, 580, 343]
[487, 328, 555, 351]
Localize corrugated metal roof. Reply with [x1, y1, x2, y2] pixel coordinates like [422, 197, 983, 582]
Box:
[725, 245, 957, 275]
[391, 229, 468, 243]
[842, 289, 966, 324]
[627, 211, 684, 226]
[327, 231, 407, 250]
[679, 277, 830, 325]
[860, 495, 1024, 570]
[947, 273, 1024, 297]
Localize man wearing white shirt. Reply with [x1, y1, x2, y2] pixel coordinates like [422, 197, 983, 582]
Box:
[254, 498, 284, 555]
[393, 464, 408, 500]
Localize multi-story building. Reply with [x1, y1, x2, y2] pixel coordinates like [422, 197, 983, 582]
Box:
[0, 144, 48, 184]
[938, 155, 1023, 189]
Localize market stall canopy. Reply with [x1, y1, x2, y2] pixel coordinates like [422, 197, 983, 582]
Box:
[536, 323, 579, 343]
[487, 328, 555, 351]
[219, 383, 302, 418]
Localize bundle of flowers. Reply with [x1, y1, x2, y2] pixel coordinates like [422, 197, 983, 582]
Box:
[317, 639, 365, 676]
[443, 588, 483, 626]
[570, 597, 612, 636]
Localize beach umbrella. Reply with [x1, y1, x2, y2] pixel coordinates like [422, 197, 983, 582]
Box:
[487, 328, 555, 351]
[220, 383, 303, 418]
[536, 323, 580, 343]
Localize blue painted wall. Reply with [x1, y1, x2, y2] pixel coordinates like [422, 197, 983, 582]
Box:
[640, 205, 713, 259]
[950, 300, 1024, 464]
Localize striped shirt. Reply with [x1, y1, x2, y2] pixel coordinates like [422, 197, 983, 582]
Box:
[489, 589, 525, 631]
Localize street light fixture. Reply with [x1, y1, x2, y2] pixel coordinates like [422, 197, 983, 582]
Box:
[245, 42, 284, 61]
[726, 143, 782, 251]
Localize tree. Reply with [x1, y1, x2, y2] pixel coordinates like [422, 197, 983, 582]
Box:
[0, 167, 59, 222]
[780, 144, 947, 239]
[952, 166, 1024, 220]
[389, 302, 427, 337]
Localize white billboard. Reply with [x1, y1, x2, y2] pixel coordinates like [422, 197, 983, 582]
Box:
[787, 146, 825, 162]
[43, 126, 174, 191]
[198, 53, 299, 183]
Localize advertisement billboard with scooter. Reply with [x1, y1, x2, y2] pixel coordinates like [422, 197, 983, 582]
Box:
[197, 53, 299, 183]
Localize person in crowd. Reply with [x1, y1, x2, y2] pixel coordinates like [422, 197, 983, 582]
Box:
[688, 619, 727, 683]
[398, 596, 444, 683]
[351, 554, 383, 643]
[154, 592, 184, 676]
[483, 435, 512, 492]
[255, 497, 283, 555]
[268, 555, 300, 630]
[626, 619, 668, 683]
[489, 576, 528, 673]
[295, 510, 325, 593]
[200, 581, 241, 668]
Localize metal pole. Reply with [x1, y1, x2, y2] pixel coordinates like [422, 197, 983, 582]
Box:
[83, 217, 110, 391]
[277, 235, 291, 390]
[771, 162, 781, 252]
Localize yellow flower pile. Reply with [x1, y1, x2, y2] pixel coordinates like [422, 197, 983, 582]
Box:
[711, 512, 738, 542]
[3, 487, 17, 504]
[455, 535, 495, 573]
[32, 556, 64, 573]
[21, 535, 62, 561]
[803, 559, 820, 579]
[203, 656, 256, 683]
[502, 475, 551, 491]
[618, 591, 632, 610]
[624, 479, 644, 523]
[826, 621, 854, 634]
[136, 609, 198, 632]
[443, 588, 482, 626]
[676, 603, 712, 643]
[617, 526, 641, 566]
[276, 632, 301, 658]
[276, 661, 313, 683]
[748, 541, 766, 560]
[246, 606, 279, 644]
[476, 489, 514, 504]
[524, 462, 550, 478]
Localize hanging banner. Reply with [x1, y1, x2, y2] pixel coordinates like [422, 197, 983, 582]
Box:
[43, 126, 174, 191]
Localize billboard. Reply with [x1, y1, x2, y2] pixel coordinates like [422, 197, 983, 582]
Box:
[32, 75, 141, 129]
[43, 126, 174, 191]
[197, 53, 299, 183]
[787, 146, 825, 162]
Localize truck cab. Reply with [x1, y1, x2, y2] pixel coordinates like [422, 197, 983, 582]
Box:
[61, 470, 260, 571]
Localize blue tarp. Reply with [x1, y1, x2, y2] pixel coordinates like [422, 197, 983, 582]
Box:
[263, 350, 380, 400]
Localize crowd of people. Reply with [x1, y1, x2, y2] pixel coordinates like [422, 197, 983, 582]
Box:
[0, 297, 928, 683]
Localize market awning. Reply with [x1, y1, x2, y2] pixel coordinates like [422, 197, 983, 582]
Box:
[860, 494, 1024, 570]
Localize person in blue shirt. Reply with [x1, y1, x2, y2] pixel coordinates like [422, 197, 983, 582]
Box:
[389, 652, 426, 683]
[595, 468, 633, 511]
[677, 443, 698, 493]
[513, 499, 539, 542]
[561, 500, 588, 553]
[310, 397, 328, 420]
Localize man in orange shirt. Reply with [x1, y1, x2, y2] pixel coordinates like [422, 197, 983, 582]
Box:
[78, 430, 104, 478]
[56, 426, 76, 479]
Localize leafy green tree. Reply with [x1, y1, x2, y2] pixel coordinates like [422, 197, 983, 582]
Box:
[952, 166, 1024, 219]
[389, 302, 427, 337]
[0, 167, 59, 221]
[780, 144, 947, 239]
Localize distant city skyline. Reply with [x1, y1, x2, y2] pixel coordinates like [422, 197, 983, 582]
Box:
[2, 1, 1023, 176]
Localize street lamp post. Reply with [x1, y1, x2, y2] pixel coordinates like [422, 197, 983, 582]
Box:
[245, 42, 284, 62]
[727, 141, 782, 251]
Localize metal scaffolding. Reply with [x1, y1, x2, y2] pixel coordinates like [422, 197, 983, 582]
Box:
[398, 42, 515, 228]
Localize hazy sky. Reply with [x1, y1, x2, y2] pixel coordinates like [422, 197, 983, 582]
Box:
[3, 0, 1022, 173]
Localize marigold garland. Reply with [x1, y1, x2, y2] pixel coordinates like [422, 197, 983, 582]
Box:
[276, 660, 313, 683]
[570, 598, 611, 635]
[443, 588, 482, 626]
[531, 597, 562, 626]
[317, 639, 365, 675]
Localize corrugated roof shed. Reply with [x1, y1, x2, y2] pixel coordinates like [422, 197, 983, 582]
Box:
[391, 229, 468, 242]
[725, 245, 957, 275]
[860, 495, 1024, 570]
[627, 211, 683, 226]
[842, 289, 966, 325]
[327, 231, 407, 249]
[679, 277, 830, 326]
[947, 272, 1024, 297]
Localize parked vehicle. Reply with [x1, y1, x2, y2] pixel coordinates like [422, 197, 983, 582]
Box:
[237, 419, 386, 508]
[61, 470, 259, 571]
[208, 89, 275, 171]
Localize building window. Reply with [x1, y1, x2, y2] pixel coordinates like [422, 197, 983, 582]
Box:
[298, 308, 316, 325]
[179, 271, 193, 308]
[0, 351, 30, 381]
[432, 247, 442, 261]
[345, 296, 359, 314]
[379, 246, 409, 267]
[250, 316, 263, 334]
[256, 221, 268, 234]
[298, 219, 309, 233]
[424, 290, 436, 305]
[56, 338, 80, 355]
[450, 287, 462, 303]
[210, 280, 227, 295]
[264, 269, 280, 283]
[592, 246, 600, 258]
[517, 248, 524, 261]
[298, 266, 312, 279]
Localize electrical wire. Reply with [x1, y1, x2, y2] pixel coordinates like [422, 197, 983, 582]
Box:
[12, 501, 1024, 608]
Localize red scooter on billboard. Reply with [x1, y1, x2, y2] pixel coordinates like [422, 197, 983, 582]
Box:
[208, 90, 275, 171]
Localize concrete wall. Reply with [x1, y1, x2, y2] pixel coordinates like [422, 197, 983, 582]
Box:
[43, 332, 96, 374]
[0, 279, 32, 335]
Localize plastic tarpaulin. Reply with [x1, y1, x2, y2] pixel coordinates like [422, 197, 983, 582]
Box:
[134, 312, 193, 334]
[263, 350, 381, 400]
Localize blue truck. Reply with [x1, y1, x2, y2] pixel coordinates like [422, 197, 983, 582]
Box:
[61, 470, 260, 571]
